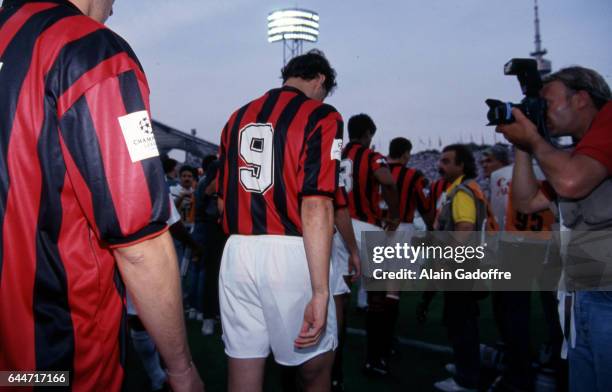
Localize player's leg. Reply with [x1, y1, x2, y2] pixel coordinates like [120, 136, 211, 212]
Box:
[260, 236, 337, 386]
[329, 233, 351, 390]
[228, 357, 266, 392]
[219, 235, 271, 391]
[298, 350, 335, 392]
[364, 290, 387, 374]
[382, 291, 400, 359]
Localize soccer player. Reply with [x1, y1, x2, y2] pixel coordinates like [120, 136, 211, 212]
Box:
[386, 137, 432, 230]
[329, 184, 361, 391]
[340, 114, 400, 376]
[379, 137, 433, 358]
[0, 1, 202, 391]
[216, 49, 343, 392]
[283, 185, 360, 392]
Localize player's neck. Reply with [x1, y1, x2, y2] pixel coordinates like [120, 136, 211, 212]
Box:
[283, 79, 313, 99]
[349, 137, 371, 148]
[69, 0, 91, 16]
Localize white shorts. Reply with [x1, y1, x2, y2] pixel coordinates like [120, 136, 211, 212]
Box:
[385, 223, 418, 287]
[331, 232, 351, 296]
[352, 220, 417, 280]
[219, 235, 337, 366]
[351, 218, 382, 252]
[392, 223, 415, 246]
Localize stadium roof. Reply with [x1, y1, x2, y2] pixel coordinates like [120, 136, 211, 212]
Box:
[152, 119, 218, 158]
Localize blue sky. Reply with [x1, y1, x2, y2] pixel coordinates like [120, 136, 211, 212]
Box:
[108, 0, 612, 153]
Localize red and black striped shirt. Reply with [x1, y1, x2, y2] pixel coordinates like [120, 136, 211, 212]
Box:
[334, 184, 349, 210]
[388, 163, 429, 223]
[0, 1, 169, 390]
[340, 142, 388, 226]
[217, 86, 343, 236]
[429, 178, 450, 213]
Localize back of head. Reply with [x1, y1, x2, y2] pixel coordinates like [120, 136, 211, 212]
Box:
[443, 144, 477, 179]
[281, 49, 337, 95]
[162, 157, 178, 174]
[389, 137, 412, 159]
[348, 113, 376, 141]
[201, 155, 217, 172]
[483, 145, 510, 166]
[543, 66, 612, 110]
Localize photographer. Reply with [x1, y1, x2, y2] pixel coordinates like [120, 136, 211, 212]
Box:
[497, 66, 612, 392]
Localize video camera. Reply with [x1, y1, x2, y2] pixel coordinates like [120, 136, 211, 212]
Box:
[485, 58, 550, 141]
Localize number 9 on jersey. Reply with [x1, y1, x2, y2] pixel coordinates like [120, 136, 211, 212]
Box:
[239, 123, 274, 194]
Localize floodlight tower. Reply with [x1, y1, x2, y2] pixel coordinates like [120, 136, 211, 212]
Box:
[530, 0, 551, 75]
[267, 8, 319, 65]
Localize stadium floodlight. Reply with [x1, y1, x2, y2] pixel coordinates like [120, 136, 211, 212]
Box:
[267, 8, 319, 65]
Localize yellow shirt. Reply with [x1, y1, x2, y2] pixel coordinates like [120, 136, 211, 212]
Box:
[446, 176, 476, 224]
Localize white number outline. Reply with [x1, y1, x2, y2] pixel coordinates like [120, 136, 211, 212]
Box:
[238, 123, 275, 194]
[339, 159, 353, 193]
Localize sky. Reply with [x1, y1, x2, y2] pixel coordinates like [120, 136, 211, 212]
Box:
[108, 0, 612, 155]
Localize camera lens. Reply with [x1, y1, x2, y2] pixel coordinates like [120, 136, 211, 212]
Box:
[485, 99, 515, 125]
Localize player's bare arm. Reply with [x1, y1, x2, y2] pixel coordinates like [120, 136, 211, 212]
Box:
[295, 196, 334, 348]
[334, 207, 361, 280]
[501, 108, 608, 199]
[374, 167, 400, 230]
[114, 231, 204, 392]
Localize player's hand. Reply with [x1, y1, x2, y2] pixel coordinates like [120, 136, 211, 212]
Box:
[348, 250, 361, 282]
[167, 362, 205, 392]
[496, 108, 541, 151]
[294, 293, 329, 348]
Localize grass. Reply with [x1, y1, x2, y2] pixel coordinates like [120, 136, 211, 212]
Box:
[123, 291, 552, 391]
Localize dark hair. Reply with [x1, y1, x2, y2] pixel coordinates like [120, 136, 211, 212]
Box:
[348, 113, 376, 140]
[442, 144, 477, 179]
[201, 155, 217, 171]
[389, 137, 412, 159]
[162, 157, 178, 174]
[179, 165, 197, 178]
[281, 49, 337, 95]
[544, 66, 611, 110]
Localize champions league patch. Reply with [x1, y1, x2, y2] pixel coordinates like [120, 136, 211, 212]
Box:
[118, 111, 160, 162]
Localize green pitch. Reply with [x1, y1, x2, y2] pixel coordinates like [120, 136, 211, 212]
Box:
[124, 291, 552, 391]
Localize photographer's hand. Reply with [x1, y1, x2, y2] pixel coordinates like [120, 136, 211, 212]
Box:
[496, 108, 543, 152]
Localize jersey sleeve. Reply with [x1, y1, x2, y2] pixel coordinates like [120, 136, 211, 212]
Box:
[370, 152, 389, 173]
[57, 67, 169, 248]
[572, 103, 612, 175]
[299, 108, 343, 199]
[451, 190, 477, 224]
